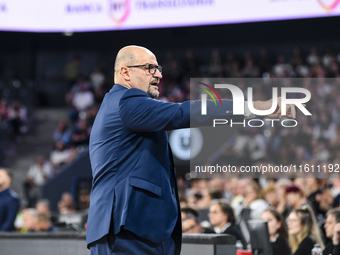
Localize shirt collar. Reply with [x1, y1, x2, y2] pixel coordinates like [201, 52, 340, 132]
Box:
[113, 84, 129, 91]
[214, 222, 232, 234]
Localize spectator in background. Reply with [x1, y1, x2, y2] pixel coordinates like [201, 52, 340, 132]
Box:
[185, 179, 208, 208]
[261, 208, 291, 255]
[196, 189, 223, 209]
[317, 188, 335, 214]
[182, 49, 198, 76]
[35, 199, 51, 218]
[53, 120, 72, 146]
[77, 190, 91, 210]
[50, 141, 73, 169]
[209, 177, 233, 202]
[322, 45, 335, 68]
[323, 208, 340, 255]
[58, 192, 76, 215]
[263, 185, 278, 207]
[8, 99, 28, 140]
[178, 196, 188, 209]
[231, 179, 248, 208]
[287, 206, 324, 255]
[328, 58, 340, 77]
[332, 177, 340, 208]
[209, 200, 247, 248]
[0, 97, 9, 123]
[21, 208, 37, 233]
[180, 207, 199, 221]
[246, 129, 267, 164]
[223, 50, 236, 76]
[182, 214, 214, 234]
[286, 185, 312, 213]
[163, 55, 182, 85]
[306, 46, 320, 66]
[241, 58, 260, 78]
[275, 179, 293, 219]
[273, 54, 293, 77]
[258, 46, 272, 73]
[90, 67, 107, 103]
[71, 82, 94, 113]
[293, 178, 307, 194]
[227, 178, 239, 204]
[90, 66, 105, 90]
[290, 46, 304, 67]
[65, 76, 92, 122]
[71, 119, 90, 148]
[83, 105, 100, 127]
[237, 180, 269, 219]
[35, 198, 59, 225]
[35, 213, 58, 232]
[208, 48, 223, 77]
[63, 55, 82, 87]
[23, 156, 53, 207]
[182, 214, 203, 234]
[0, 168, 20, 231]
[294, 58, 309, 77]
[306, 177, 326, 218]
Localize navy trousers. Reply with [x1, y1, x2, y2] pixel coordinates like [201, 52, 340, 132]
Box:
[90, 229, 175, 255]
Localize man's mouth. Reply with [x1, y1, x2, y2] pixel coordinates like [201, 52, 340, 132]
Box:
[150, 80, 159, 86]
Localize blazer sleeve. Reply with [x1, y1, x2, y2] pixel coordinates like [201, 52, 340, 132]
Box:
[119, 88, 243, 132]
[0, 196, 19, 231]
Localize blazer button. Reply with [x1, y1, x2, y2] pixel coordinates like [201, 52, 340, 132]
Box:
[172, 188, 175, 194]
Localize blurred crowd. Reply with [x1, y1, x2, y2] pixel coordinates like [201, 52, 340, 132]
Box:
[178, 176, 340, 254]
[1, 166, 340, 254]
[0, 96, 30, 166]
[1, 167, 88, 233]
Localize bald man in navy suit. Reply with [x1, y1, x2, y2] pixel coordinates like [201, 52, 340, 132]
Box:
[86, 46, 297, 255]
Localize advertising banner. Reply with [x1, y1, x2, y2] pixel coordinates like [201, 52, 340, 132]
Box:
[0, 0, 339, 32]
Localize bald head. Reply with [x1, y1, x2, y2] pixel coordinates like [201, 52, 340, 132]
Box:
[113, 45, 162, 98]
[114, 46, 154, 78]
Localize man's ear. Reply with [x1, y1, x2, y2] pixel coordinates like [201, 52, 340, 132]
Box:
[120, 66, 131, 81]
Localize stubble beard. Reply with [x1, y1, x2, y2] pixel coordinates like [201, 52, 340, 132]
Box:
[148, 86, 159, 99]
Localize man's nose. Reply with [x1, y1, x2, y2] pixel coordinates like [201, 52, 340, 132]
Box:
[154, 69, 162, 79]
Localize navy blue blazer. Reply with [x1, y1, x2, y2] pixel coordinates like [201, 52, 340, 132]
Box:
[0, 188, 20, 231]
[86, 84, 239, 254]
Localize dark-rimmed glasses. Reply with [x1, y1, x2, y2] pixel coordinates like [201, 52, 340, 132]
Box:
[127, 64, 162, 74]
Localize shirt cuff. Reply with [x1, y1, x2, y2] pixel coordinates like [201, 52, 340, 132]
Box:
[244, 101, 256, 119]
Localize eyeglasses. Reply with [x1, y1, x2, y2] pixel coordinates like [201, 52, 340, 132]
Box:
[127, 64, 162, 74]
[208, 210, 222, 215]
[286, 218, 299, 224]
